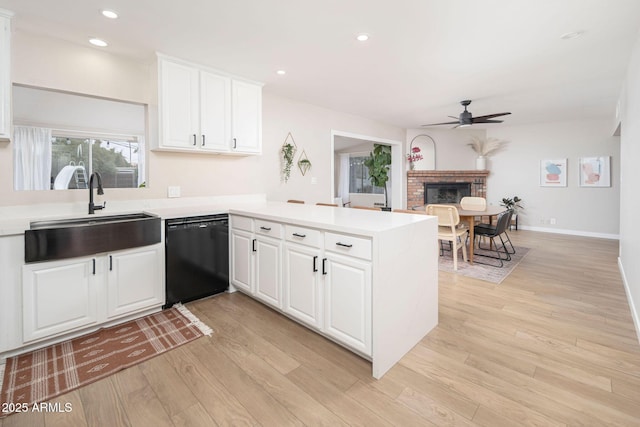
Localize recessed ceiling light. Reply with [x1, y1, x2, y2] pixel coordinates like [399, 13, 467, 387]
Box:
[560, 31, 583, 40]
[89, 38, 108, 47]
[356, 33, 369, 42]
[276, 70, 286, 75]
[101, 10, 118, 19]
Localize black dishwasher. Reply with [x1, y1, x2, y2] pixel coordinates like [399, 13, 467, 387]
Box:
[164, 214, 229, 308]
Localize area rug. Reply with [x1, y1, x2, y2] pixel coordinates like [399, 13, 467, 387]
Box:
[438, 245, 530, 284]
[0, 304, 211, 418]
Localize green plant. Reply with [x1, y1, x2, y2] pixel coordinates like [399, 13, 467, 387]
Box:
[500, 196, 523, 212]
[281, 143, 295, 182]
[363, 144, 392, 208]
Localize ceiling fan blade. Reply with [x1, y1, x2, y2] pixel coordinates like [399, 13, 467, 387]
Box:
[472, 112, 511, 120]
[421, 120, 459, 126]
[447, 115, 459, 120]
[472, 119, 504, 124]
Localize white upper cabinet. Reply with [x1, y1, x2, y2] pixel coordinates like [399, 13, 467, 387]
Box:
[0, 10, 12, 141]
[156, 55, 262, 155]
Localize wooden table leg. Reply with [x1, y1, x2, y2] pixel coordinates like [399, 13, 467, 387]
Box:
[467, 216, 475, 264]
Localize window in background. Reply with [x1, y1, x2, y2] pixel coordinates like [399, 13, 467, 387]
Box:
[348, 155, 384, 194]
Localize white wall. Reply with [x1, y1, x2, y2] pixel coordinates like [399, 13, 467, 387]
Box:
[0, 31, 404, 207]
[619, 29, 640, 341]
[487, 119, 620, 237]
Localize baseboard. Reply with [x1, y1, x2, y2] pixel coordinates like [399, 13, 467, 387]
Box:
[519, 225, 619, 240]
[618, 257, 640, 345]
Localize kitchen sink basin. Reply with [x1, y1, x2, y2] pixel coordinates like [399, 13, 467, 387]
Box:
[25, 213, 161, 263]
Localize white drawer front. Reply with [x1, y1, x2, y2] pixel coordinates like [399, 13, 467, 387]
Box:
[255, 219, 283, 238]
[285, 225, 322, 248]
[231, 215, 253, 232]
[324, 232, 372, 261]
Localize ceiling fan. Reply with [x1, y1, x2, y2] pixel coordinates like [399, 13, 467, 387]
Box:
[422, 100, 511, 128]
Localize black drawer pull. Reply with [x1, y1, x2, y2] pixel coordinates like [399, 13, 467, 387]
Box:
[92, 259, 96, 275]
[292, 233, 306, 238]
[202, 134, 206, 146]
[193, 134, 197, 146]
[313, 255, 318, 272]
[336, 242, 353, 248]
[233, 137, 237, 148]
[260, 226, 272, 231]
[109, 255, 113, 271]
[322, 258, 327, 275]
[252, 239, 257, 252]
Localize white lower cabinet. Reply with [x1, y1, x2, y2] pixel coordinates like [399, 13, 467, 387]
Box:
[230, 214, 372, 356]
[106, 245, 164, 319]
[22, 244, 164, 344]
[323, 253, 372, 356]
[23, 257, 99, 342]
[254, 235, 282, 308]
[283, 242, 322, 329]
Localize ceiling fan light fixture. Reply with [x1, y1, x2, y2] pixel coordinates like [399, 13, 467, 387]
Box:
[101, 10, 118, 19]
[89, 38, 108, 47]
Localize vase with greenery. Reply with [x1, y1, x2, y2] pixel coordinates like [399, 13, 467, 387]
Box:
[363, 144, 392, 209]
[281, 143, 295, 182]
[500, 196, 523, 212]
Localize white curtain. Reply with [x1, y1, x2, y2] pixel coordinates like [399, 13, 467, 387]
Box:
[13, 126, 52, 191]
[337, 153, 350, 205]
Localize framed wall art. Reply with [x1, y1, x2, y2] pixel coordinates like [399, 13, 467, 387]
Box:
[540, 159, 567, 187]
[579, 156, 610, 187]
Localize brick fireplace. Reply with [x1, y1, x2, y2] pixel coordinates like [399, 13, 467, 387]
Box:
[407, 170, 489, 208]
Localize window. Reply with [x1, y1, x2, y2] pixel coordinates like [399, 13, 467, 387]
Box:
[51, 134, 144, 190]
[349, 155, 384, 194]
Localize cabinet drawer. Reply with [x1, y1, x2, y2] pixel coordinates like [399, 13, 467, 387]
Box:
[285, 225, 321, 248]
[231, 215, 253, 232]
[324, 232, 372, 261]
[255, 219, 282, 238]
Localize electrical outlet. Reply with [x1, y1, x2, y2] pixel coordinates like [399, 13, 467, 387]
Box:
[167, 186, 181, 198]
[550, 218, 557, 225]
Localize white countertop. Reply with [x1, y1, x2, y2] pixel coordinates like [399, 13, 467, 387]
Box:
[0, 196, 431, 237]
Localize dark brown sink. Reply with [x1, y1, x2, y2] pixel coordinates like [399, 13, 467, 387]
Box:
[25, 213, 161, 263]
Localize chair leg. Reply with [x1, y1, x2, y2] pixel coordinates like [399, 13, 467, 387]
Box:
[452, 239, 458, 271]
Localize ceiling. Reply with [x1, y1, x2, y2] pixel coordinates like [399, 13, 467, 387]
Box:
[1, 0, 640, 129]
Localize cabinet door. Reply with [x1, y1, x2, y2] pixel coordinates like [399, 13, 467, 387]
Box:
[230, 228, 253, 293]
[283, 243, 322, 329]
[106, 245, 164, 319]
[231, 80, 262, 154]
[0, 14, 10, 141]
[200, 70, 231, 152]
[23, 257, 98, 342]
[160, 59, 199, 149]
[254, 235, 281, 308]
[323, 253, 372, 356]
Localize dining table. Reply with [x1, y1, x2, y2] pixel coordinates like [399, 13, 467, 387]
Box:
[456, 205, 506, 264]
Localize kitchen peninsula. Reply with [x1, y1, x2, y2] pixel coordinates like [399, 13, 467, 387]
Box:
[0, 197, 438, 379]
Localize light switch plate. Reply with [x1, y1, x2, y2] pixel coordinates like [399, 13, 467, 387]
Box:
[168, 186, 181, 198]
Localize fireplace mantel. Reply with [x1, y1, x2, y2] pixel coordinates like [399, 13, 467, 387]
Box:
[407, 170, 489, 208]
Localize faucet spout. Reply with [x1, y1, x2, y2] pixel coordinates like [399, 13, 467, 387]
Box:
[88, 172, 105, 214]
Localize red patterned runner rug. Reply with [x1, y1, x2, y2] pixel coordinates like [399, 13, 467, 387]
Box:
[0, 304, 211, 418]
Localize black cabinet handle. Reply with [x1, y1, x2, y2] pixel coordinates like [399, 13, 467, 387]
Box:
[252, 239, 257, 252]
[336, 242, 353, 248]
[260, 226, 272, 231]
[109, 255, 113, 271]
[322, 258, 327, 275]
[292, 233, 306, 238]
[92, 259, 96, 275]
[233, 137, 237, 148]
[202, 134, 206, 146]
[313, 256, 318, 272]
[193, 134, 197, 146]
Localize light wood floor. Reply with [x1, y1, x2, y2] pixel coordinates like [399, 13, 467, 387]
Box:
[3, 230, 639, 426]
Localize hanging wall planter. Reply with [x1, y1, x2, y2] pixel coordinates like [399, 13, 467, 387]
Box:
[297, 149, 312, 176]
[281, 132, 297, 183]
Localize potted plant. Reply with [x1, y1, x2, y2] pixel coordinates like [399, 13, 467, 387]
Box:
[468, 136, 505, 170]
[281, 143, 295, 182]
[364, 144, 392, 210]
[500, 196, 523, 230]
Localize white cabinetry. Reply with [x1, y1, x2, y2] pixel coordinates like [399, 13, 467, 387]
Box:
[230, 214, 372, 356]
[22, 244, 164, 344]
[157, 55, 262, 155]
[106, 245, 164, 319]
[23, 257, 98, 342]
[0, 10, 12, 141]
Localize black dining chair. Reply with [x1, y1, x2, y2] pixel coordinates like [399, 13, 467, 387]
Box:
[471, 209, 514, 267]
